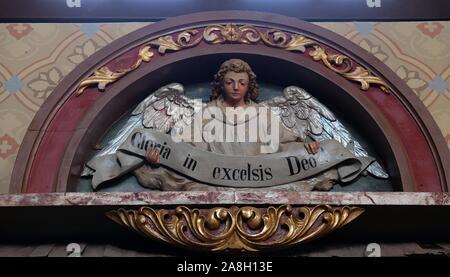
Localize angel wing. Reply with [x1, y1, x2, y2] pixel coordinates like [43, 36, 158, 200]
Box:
[262, 86, 389, 179]
[81, 83, 203, 176]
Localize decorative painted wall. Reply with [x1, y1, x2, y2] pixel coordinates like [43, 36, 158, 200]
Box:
[0, 22, 449, 193]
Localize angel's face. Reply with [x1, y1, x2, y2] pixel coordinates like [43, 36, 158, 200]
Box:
[222, 71, 249, 106]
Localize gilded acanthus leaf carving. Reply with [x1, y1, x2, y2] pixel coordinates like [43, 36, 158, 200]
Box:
[343, 66, 390, 93]
[149, 30, 202, 54]
[203, 24, 261, 44]
[76, 23, 390, 95]
[107, 205, 364, 252]
[261, 30, 315, 52]
[76, 46, 154, 95]
[309, 46, 353, 74]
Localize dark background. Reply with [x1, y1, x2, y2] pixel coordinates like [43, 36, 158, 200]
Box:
[0, 0, 449, 22]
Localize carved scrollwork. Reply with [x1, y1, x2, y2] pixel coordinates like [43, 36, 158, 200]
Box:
[203, 23, 261, 44]
[76, 30, 202, 94]
[306, 46, 389, 92]
[308, 46, 353, 74]
[76, 23, 390, 95]
[149, 29, 202, 54]
[76, 46, 154, 95]
[261, 29, 388, 93]
[261, 30, 315, 52]
[343, 67, 390, 93]
[106, 205, 364, 252]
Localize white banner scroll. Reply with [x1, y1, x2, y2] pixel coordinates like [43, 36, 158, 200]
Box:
[88, 129, 373, 189]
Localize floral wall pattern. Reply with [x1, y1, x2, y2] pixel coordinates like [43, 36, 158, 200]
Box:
[0, 22, 448, 193]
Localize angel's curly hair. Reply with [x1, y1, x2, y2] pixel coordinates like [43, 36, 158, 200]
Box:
[210, 59, 259, 102]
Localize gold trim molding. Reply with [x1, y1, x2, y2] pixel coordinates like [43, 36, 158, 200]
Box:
[106, 205, 364, 252]
[76, 23, 390, 95]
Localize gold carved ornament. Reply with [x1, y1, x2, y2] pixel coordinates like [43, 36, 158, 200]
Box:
[148, 29, 202, 54]
[75, 46, 154, 96]
[203, 23, 261, 44]
[260, 29, 390, 94]
[106, 205, 364, 252]
[75, 30, 201, 96]
[75, 24, 390, 95]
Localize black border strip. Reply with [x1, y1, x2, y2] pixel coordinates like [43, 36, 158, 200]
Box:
[0, 0, 449, 22]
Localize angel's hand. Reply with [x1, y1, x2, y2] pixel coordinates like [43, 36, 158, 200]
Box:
[146, 147, 160, 167]
[305, 141, 320, 155]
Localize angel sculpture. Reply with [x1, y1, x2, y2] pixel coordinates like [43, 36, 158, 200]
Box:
[83, 59, 388, 191]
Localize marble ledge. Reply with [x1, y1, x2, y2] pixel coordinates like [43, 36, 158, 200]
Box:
[0, 191, 450, 207]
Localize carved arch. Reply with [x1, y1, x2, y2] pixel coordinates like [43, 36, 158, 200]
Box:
[11, 11, 450, 193]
